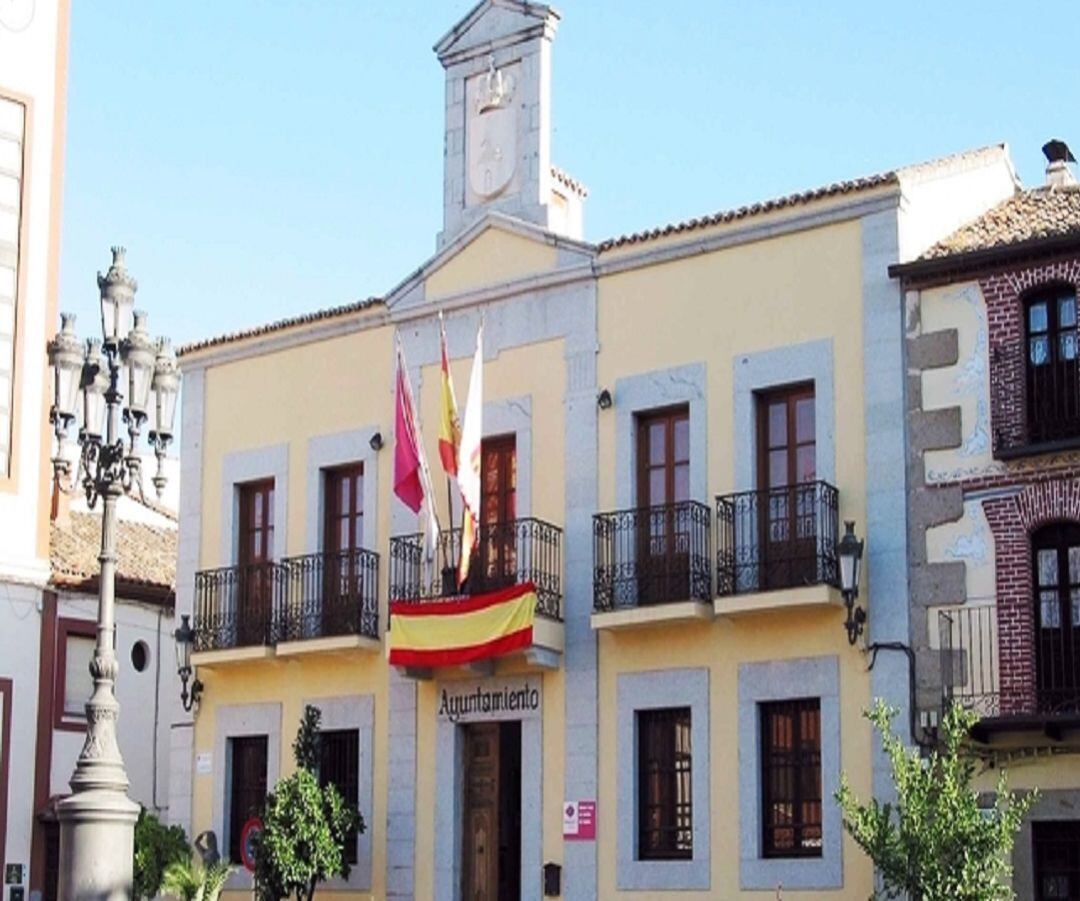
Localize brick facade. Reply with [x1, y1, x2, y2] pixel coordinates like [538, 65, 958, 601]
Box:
[912, 252, 1080, 722]
[982, 474, 1080, 715]
[982, 257, 1080, 453]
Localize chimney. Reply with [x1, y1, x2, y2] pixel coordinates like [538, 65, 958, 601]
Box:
[1043, 139, 1077, 187]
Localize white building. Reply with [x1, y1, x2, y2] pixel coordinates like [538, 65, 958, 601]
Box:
[1, 4, 182, 898]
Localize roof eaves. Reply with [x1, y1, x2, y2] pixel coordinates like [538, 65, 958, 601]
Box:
[889, 231, 1080, 282]
[596, 172, 899, 252]
[178, 296, 384, 359]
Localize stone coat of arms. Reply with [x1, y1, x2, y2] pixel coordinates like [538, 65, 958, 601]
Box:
[468, 57, 517, 200]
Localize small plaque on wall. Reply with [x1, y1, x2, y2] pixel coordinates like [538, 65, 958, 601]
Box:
[3, 866, 21, 886]
[195, 752, 212, 775]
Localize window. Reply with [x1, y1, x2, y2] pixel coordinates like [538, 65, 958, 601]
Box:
[637, 707, 692, 860]
[55, 619, 96, 729]
[323, 464, 363, 554]
[760, 698, 822, 858]
[228, 735, 268, 864]
[477, 435, 517, 590]
[1034, 820, 1080, 900]
[1027, 288, 1080, 444]
[236, 479, 275, 646]
[1033, 522, 1080, 714]
[0, 95, 26, 478]
[635, 407, 691, 603]
[318, 729, 360, 864]
[756, 384, 818, 590]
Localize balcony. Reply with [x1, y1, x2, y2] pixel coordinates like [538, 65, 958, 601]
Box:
[192, 549, 380, 663]
[939, 605, 1080, 741]
[388, 517, 564, 672]
[591, 501, 713, 629]
[714, 481, 842, 617]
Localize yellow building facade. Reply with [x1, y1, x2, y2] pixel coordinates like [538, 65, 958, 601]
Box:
[171, 3, 1020, 899]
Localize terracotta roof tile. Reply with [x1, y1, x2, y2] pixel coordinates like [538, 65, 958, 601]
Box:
[178, 296, 383, 357]
[597, 172, 898, 252]
[550, 165, 588, 198]
[920, 185, 1080, 261]
[50, 511, 177, 597]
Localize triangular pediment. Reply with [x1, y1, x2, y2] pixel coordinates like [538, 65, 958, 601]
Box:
[386, 212, 593, 313]
[434, 0, 559, 65]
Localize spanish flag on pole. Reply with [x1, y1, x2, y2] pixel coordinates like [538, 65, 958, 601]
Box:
[437, 312, 461, 479]
[457, 321, 483, 587]
[389, 582, 537, 667]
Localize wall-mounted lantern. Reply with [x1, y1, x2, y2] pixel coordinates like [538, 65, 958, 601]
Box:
[174, 614, 203, 712]
[838, 520, 866, 645]
[596, 388, 612, 410]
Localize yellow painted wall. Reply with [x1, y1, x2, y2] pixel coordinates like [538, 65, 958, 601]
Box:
[598, 219, 866, 517]
[195, 654, 388, 901]
[595, 219, 876, 897]
[426, 226, 560, 301]
[194, 315, 395, 900]
[191, 212, 884, 899]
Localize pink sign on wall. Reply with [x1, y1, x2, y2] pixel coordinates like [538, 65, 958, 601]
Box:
[562, 799, 596, 841]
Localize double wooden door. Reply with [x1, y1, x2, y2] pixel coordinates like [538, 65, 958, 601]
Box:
[237, 479, 274, 645]
[636, 407, 691, 603]
[462, 722, 521, 901]
[471, 436, 517, 594]
[322, 464, 365, 633]
[757, 385, 817, 590]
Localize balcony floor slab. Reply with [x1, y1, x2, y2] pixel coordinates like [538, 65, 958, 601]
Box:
[276, 634, 381, 657]
[590, 600, 714, 631]
[715, 583, 843, 618]
[191, 645, 274, 668]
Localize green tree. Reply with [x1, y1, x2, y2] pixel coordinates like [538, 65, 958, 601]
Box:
[133, 806, 190, 900]
[836, 700, 1036, 900]
[254, 705, 365, 901]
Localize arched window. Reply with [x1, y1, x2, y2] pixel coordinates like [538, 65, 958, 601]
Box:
[1026, 287, 1080, 443]
[1032, 522, 1080, 713]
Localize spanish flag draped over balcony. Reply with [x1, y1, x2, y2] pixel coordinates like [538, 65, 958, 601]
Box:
[388, 582, 537, 668]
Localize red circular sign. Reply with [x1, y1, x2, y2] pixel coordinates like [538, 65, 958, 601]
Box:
[240, 817, 263, 872]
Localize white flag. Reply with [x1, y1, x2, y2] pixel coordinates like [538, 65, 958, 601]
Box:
[456, 321, 483, 586]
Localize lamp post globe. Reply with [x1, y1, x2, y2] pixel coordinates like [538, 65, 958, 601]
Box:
[51, 247, 179, 900]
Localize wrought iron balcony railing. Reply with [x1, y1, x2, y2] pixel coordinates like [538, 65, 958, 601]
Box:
[388, 517, 563, 621]
[194, 561, 284, 651]
[940, 604, 1080, 721]
[278, 548, 379, 643]
[592, 501, 712, 612]
[715, 481, 839, 597]
[193, 549, 380, 651]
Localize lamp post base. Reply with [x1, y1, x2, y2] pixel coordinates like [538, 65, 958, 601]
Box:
[56, 788, 139, 900]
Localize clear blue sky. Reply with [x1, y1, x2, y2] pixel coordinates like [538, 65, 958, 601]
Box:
[57, 1, 1080, 348]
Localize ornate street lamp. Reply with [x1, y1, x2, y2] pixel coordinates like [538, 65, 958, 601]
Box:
[838, 520, 866, 645]
[48, 247, 180, 899]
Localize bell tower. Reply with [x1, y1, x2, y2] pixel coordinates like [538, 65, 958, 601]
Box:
[434, 1, 584, 247]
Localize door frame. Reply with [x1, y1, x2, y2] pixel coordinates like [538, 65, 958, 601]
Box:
[433, 679, 543, 901]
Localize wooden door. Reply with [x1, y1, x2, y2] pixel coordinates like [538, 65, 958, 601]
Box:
[237, 479, 275, 645]
[322, 464, 364, 633]
[228, 735, 268, 864]
[757, 386, 816, 590]
[475, 435, 517, 594]
[636, 407, 690, 604]
[1034, 523, 1080, 713]
[462, 723, 501, 901]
